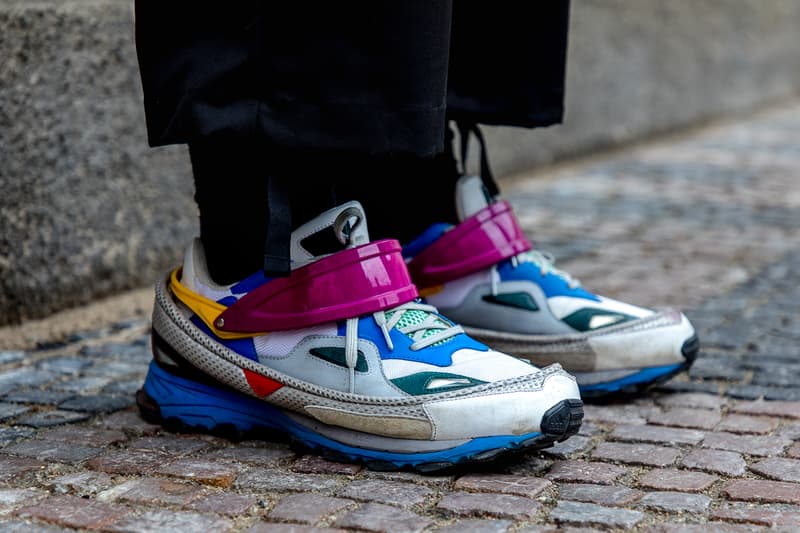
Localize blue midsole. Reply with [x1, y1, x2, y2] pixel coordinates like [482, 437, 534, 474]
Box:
[578, 363, 684, 393]
[142, 361, 544, 466]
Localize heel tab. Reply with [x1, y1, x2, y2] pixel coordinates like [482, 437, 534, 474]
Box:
[290, 201, 371, 268]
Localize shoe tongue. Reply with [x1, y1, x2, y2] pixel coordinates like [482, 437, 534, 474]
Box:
[290, 201, 371, 268]
[455, 174, 493, 221]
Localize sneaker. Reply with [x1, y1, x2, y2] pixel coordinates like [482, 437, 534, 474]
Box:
[137, 201, 583, 472]
[405, 175, 699, 399]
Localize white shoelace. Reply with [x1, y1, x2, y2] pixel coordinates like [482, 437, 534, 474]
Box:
[342, 301, 463, 393]
[491, 250, 582, 295]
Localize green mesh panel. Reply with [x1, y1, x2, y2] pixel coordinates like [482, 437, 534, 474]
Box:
[386, 309, 454, 345]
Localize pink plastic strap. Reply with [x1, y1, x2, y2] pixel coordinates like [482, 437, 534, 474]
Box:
[215, 239, 419, 332]
[407, 200, 532, 288]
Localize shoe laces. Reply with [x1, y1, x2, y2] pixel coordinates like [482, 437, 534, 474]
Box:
[341, 301, 463, 393]
[492, 250, 581, 293]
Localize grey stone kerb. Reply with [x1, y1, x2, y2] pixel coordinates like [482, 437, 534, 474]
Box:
[2, 0, 800, 326]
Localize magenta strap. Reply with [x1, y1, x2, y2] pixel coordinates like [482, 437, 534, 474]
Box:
[407, 200, 532, 288]
[216, 239, 419, 333]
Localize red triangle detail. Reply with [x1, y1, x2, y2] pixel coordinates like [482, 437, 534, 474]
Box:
[243, 369, 283, 398]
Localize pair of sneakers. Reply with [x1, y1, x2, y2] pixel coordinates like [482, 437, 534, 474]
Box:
[137, 175, 697, 473]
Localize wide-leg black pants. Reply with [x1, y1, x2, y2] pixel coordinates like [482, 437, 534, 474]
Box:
[134, 2, 571, 281]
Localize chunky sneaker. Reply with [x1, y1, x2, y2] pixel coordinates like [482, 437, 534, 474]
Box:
[405, 175, 699, 399]
[137, 201, 583, 472]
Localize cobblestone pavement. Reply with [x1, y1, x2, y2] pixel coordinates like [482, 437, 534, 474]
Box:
[1, 101, 800, 532]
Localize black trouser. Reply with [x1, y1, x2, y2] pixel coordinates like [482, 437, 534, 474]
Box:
[134, 2, 571, 282]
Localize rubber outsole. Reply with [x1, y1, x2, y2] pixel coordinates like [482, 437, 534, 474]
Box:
[136, 361, 584, 474]
[578, 334, 700, 402]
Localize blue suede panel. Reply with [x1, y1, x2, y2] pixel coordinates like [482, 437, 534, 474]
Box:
[496, 260, 600, 301]
[230, 271, 271, 294]
[356, 314, 489, 367]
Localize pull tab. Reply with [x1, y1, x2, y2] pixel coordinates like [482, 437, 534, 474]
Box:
[333, 206, 367, 248]
[456, 122, 500, 199]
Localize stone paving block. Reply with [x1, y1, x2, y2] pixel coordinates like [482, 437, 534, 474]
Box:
[656, 380, 722, 396]
[0, 404, 31, 423]
[102, 379, 145, 396]
[710, 503, 800, 527]
[498, 456, 553, 477]
[749, 457, 800, 483]
[234, 469, 343, 494]
[0, 519, 74, 532]
[246, 524, 346, 533]
[637, 468, 718, 492]
[721, 479, 800, 504]
[715, 414, 781, 434]
[52, 376, 112, 393]
[726, 385, 772, 401]
[655, 392, 727, 410]
[86, 450, 172, 475]
[786, 442, 800, 459]
[0, 369, 59, 392]
[14, 409, 90, 428]
[0, 352, 25, 366]
[91, 409, 161, 436]
[291, 455, 362, 475]
[334, 502, 434, 533]
[778, 421, 800, 440]
[97, 477, 211, 507]
[646, 524, 762, 532]
[541, 435, 594, 459]
[0, 455, 47, 483]
[583, 404, 660, 426]
[2, 390, 76, 406]
[36, 425, 127, 446]
[0, 488, 47, 514]
[37, 356, 91, 375]
[701, 431, 792, 456]
[337, 479, 434, 508]
[269, 493, 355, 525]
[185, 492, 260, 517]
[203, 445, 297, 466]
[436, 518, 513, 532]
[436, 491, 542, 520]
[0, 427, 35, 446]
[730, 400, 800, 419]
[13, 495, 131, 530]
[545, 460, 627, 485]
[549, 500, 644, 529]
[2, 439, 104, 464]
[104, 509, 234, 533]
[127, 435, 214, 455]
[84, 360, 146, 378]
[361, 470, 455, 487]
[681, 448, 746, 476]
[648, 407, 722, 430]
[58, 393, 134, 414]
[453, 474, 552, 498]
[557, 483, 643, 506]
[592, 442, 679, 467]
[610, 424, 705, 446]
[47, 471, 115, 496]
[576, 421, 604, 437]
[155, 458, 239, 487]
[639, 491, 711, 513]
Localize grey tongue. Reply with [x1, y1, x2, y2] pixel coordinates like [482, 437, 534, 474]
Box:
[455, 174, 493, 221]
[289, 201, 371, 268]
